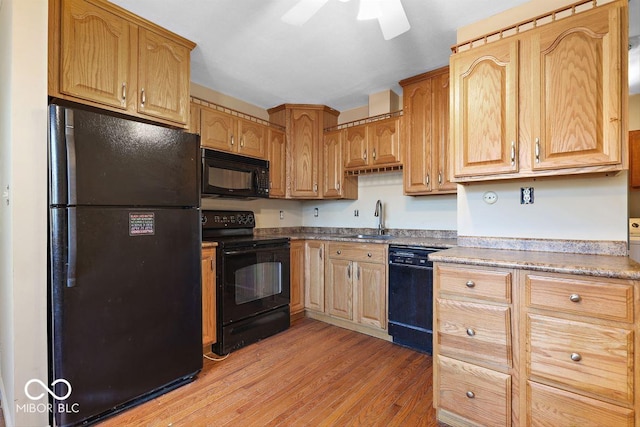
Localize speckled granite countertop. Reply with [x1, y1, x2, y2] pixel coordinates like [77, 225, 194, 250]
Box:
[429, 246, 640, 280]
[255, 227, 458, 249]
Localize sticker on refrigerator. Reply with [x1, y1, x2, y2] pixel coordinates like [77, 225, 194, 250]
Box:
[129, 212, 155, 236]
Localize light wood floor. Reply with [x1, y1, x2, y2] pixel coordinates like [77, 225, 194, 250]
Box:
[100, 318, 439, 426]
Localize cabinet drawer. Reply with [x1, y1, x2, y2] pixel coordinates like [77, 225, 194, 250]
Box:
[527, 314, 633, 403]
[525, 273, 633, 322]
[327, 243, 385, 263]
[437, 299, 512, 367]
[437, 265, 512, 302]
[438, 355, 511, 427]
[527, 381, 633, 427]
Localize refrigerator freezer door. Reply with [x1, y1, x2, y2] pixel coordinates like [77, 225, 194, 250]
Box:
[49, 104, 200, 207]
[50, 206, 202, 426]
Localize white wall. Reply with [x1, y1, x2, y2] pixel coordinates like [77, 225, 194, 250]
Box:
[458, 173, 628, 241]
[301, 173, 457, 230]
[0, 0, 49, 426]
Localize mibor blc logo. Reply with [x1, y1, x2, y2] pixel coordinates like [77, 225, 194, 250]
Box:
[17, 379, 80, 414]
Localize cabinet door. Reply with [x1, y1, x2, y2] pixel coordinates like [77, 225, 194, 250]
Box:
[268, 127, 287, 198]
[356, 261, 386, 330]
[403, 78, 433, 193]
[369, 117, 402, 167]
[323, 130, 344, 198]
[289, 241, 305, 316]
[237, 118, 267, 159]
[201, 247, 216, 346]
[433, 70, 457, 192]
[290, 109, 320, 197]
[60, 0, 131, 110]
[305, 241, 325, 312]
[531, 5, 622, 170]
[200, 107, 235, 151]
[344, 125, 369, 169]
[326, 258, 353, 320]
[452, 38, 519, 177]
[137, 28, 190, 125]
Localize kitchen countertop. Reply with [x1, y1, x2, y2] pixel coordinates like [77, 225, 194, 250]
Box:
[429, 246, 640, 280]
[256, 228, 457, 249]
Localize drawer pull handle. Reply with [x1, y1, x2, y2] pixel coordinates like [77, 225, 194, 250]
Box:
[569, 293, 581, 303]
[466, 391, 475, 399]
[466, 328, 476, 337]
[465, 280, 475, 288]
[570, 353, 582, 362]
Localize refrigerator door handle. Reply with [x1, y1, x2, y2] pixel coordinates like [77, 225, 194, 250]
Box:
[67, 208, 77, 288]
[65, 109, 78, 204]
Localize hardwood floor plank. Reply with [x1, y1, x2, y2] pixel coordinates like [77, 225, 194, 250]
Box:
[99, 318, 439, 426]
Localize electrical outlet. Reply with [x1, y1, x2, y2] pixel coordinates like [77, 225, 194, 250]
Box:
[354, 209, 359, 217]
[483, 191, 498, 205]
[314, 208, 319, 217]
[521, 187, 534, 204]
[279, 210, 284, 220]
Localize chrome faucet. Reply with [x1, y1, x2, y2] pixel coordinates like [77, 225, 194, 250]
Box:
[374, 199, 385, 235]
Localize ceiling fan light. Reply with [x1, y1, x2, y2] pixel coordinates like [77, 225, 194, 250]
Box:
[377, 0, 410, 40]
[357, 0, 380, 20]
[282, 0, 329, 26]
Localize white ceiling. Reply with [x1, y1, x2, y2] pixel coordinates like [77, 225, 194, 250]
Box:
[112, 0, 639, 112]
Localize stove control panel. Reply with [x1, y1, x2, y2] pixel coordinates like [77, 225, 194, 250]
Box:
[201, 210, 255, 229]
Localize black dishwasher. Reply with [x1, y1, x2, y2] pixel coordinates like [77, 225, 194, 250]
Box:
[388, 245, 444, 354]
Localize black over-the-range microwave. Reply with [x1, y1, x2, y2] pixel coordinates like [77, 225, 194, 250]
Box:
[201, 148, 270, 199]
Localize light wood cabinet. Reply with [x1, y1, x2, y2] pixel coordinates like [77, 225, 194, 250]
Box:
[200, 106, 266, 158]
[268, 127, 287, 198]
[289, 241, 305, 317]
[201, 245, 216, 347]
[523, 271, 637, 425]
[304, 241, 325, 313]
[322, 130, 357, 199]
[433, 263, 516, 426]
[433, 259, 640, 426]
[400, 67, 456, 195]
[326, 243, 387, 331]
[450, 1, 627, 182]
[268, 104, 340, 199]
[49, 0, 195, 127]
[343, 117, 402, 172]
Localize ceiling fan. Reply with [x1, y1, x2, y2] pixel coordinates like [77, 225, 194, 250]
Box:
[281, 0, 411, 40]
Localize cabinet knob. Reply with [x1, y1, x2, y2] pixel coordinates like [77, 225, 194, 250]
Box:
[535, 138, 540, 163]
[570, 353, 582, 362]
[438, 171, 442, 185]
[367, 252, 372, 257]
[140, 88, 146, 107]
[569, 293, 581, 303]
[466, 328, 476, 337]
[230, 135, 235, 146]
[121, 82, 127, 103]
[466, 391, 475, 399]
[465, 280, 475, 288]
[337, 250, 341, 255]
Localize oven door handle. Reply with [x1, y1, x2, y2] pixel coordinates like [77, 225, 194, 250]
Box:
[223, 245, 288, 256]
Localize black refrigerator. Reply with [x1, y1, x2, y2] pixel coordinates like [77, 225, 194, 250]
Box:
[48, 104, 203, 426]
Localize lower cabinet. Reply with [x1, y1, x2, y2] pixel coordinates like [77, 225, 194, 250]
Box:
[201, 245, 216, 347]
[301, 240, 388, 339]
[433, 262, 639, 426]
[289, 240, 305, 317]
[325, 242, 387, 334]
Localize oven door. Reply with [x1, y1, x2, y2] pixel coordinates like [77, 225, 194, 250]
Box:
[219, 243, 290, 325]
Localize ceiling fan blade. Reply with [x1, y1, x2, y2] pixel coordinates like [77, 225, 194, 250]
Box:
[377, 0, 410, 40]
[282, 0, 330, 26]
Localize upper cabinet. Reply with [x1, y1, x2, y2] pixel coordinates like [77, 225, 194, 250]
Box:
[401, 66, 456, 195]
[343, 116, 402, 172]
[199, 105, 267, 159]
[268, 104, 351, 200]
[49, 0, 195, 128]
[450, 1, 627, 182]
[323, 129, 358, 199]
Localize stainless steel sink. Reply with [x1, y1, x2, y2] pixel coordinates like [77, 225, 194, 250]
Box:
[345, 234, 394, 240]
